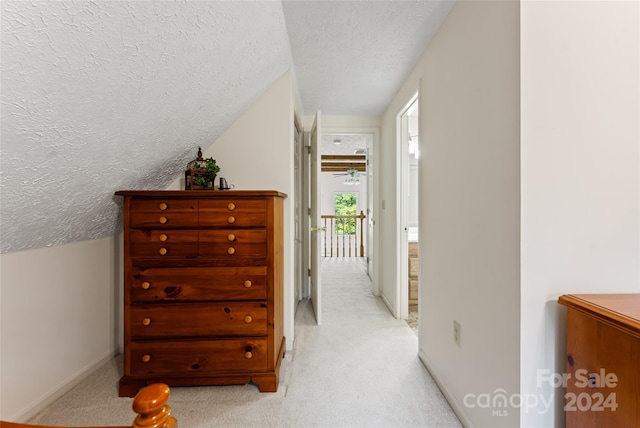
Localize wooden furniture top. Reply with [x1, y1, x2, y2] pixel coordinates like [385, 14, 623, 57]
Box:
[558, 294, 640, 339]
[0, 383, 176, 428]
[115, 190, 287, 199]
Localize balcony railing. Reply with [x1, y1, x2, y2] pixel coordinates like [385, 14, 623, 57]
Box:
[321, 211, 366, 258]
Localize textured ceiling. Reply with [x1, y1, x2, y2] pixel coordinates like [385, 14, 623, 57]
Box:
[321, 134, 371, 156]
[283, 0, 454, 115]
[1, 1, 293, 253]
[0, 1, 452, 253]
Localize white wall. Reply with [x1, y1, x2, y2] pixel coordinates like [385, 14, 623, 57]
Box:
[0, 237, 120, 421]
[407, 108, 419, 228]
[520, 2, 640, 427]
[314, 115, 381, 129]
[171, 70, 297, 350]
[408, 165, 418, 228]
[381, 1, 521, 427]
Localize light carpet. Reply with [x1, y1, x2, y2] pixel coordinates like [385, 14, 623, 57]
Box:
[27, 258, 461, 428]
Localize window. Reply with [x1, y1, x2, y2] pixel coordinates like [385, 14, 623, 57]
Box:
[335, 193, 356, 235]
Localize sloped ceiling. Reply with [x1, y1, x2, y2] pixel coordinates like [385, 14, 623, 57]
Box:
[0, 1, 293, 253]
[0, 1, 453, 253]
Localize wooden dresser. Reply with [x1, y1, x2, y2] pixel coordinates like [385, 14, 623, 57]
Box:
[558, 294, 640, 428]
[115, 190, 286, 396]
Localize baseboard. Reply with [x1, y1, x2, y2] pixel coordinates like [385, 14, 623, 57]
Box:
[418, 349, 474, 428]
[9, 349, 119, 423]
[286, 336, 295, 351]
[380, 293, 395, 317]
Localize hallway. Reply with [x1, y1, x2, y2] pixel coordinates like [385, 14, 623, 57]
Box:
[286, 258, 461, 426]
[26, 259, 461, 427]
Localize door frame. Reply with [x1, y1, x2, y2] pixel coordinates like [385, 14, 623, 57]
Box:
[293, 113, 305, 309]
[309, 112, 322, 325]
[396, 92, 419, 320]
[322, 126, 380, 296]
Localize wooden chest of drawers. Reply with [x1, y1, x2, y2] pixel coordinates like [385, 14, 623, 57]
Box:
[558, 294, 640, 428]
[115, 190, 286, 396]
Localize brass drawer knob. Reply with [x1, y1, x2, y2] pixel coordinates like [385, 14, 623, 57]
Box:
[141, 281, 150, 290]
[227, 247, 236, 255]
[227, 203, 236, 211]
[244, 315, 253, 323]
[159, 203, 168, 211]
[245, 351, 253, 359]
[142, 355, 151, 363]
[159, 248, 167, 256]
[159, 234, 168, 242]
[244, 280, 252, 288]
[227, 233, 236, 242]
[159, 216, 167, 224]
[227, 216, 236, 224]
[142, 318, 151, 326]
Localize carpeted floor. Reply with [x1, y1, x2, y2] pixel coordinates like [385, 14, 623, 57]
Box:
[27, 258, 461, 428]
[406, 304, 419, 336]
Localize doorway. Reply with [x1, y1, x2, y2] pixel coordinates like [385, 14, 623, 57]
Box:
[296, 123, 380, 327]
[321, 134, 368, 258]
[398, 94, 419, 330]
[320, 132, 375, 263]
[319, 131, 377, 311]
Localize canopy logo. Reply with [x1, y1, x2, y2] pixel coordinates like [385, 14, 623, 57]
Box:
[463, 368, 619, 417]
[463, 389, 553, 416]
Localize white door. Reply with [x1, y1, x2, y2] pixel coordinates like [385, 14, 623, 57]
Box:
[366, 138, 374, 279]
[309, 111, 322, 325]
[293, 116, 303, 311]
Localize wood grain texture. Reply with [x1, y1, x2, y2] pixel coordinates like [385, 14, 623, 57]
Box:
[0, 383, 176, 428]
[117, 190, 286, 396]
[559, 294, 640, 428]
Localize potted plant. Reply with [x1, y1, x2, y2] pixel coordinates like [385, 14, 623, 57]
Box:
[188, 157, 220, 189]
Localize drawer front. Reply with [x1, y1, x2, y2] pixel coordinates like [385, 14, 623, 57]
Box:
[129, 338, 268, 374]
[130, 199, 198, 228]
[129, 230, 198, 258]
[199, 229, 267, 258]
[199, 199, 266, 228]
[130, 266, 267, 302]
[130, 302, 267, 338]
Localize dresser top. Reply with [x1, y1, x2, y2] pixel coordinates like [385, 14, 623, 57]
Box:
[558, 294, 640, 338]
[115, 190, 287, 199]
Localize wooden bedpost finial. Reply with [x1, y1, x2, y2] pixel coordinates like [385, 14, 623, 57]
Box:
[132, 383, 177, 428]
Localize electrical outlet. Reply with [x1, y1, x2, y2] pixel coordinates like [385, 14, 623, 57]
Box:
[453, 320, 461, 346]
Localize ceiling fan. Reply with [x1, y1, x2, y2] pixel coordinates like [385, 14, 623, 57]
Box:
[332, 168, 366, 178]
[333, 168, 365, 185]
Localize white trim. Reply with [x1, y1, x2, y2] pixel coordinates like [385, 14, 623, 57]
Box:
[9, 350, 119, 423]
[419, 349, 474, 428]
[396, 91, 419, 320]
[380, 293, 395, 316]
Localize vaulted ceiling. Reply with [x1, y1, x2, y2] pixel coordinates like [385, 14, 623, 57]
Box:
[0, 1, 453, 253]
